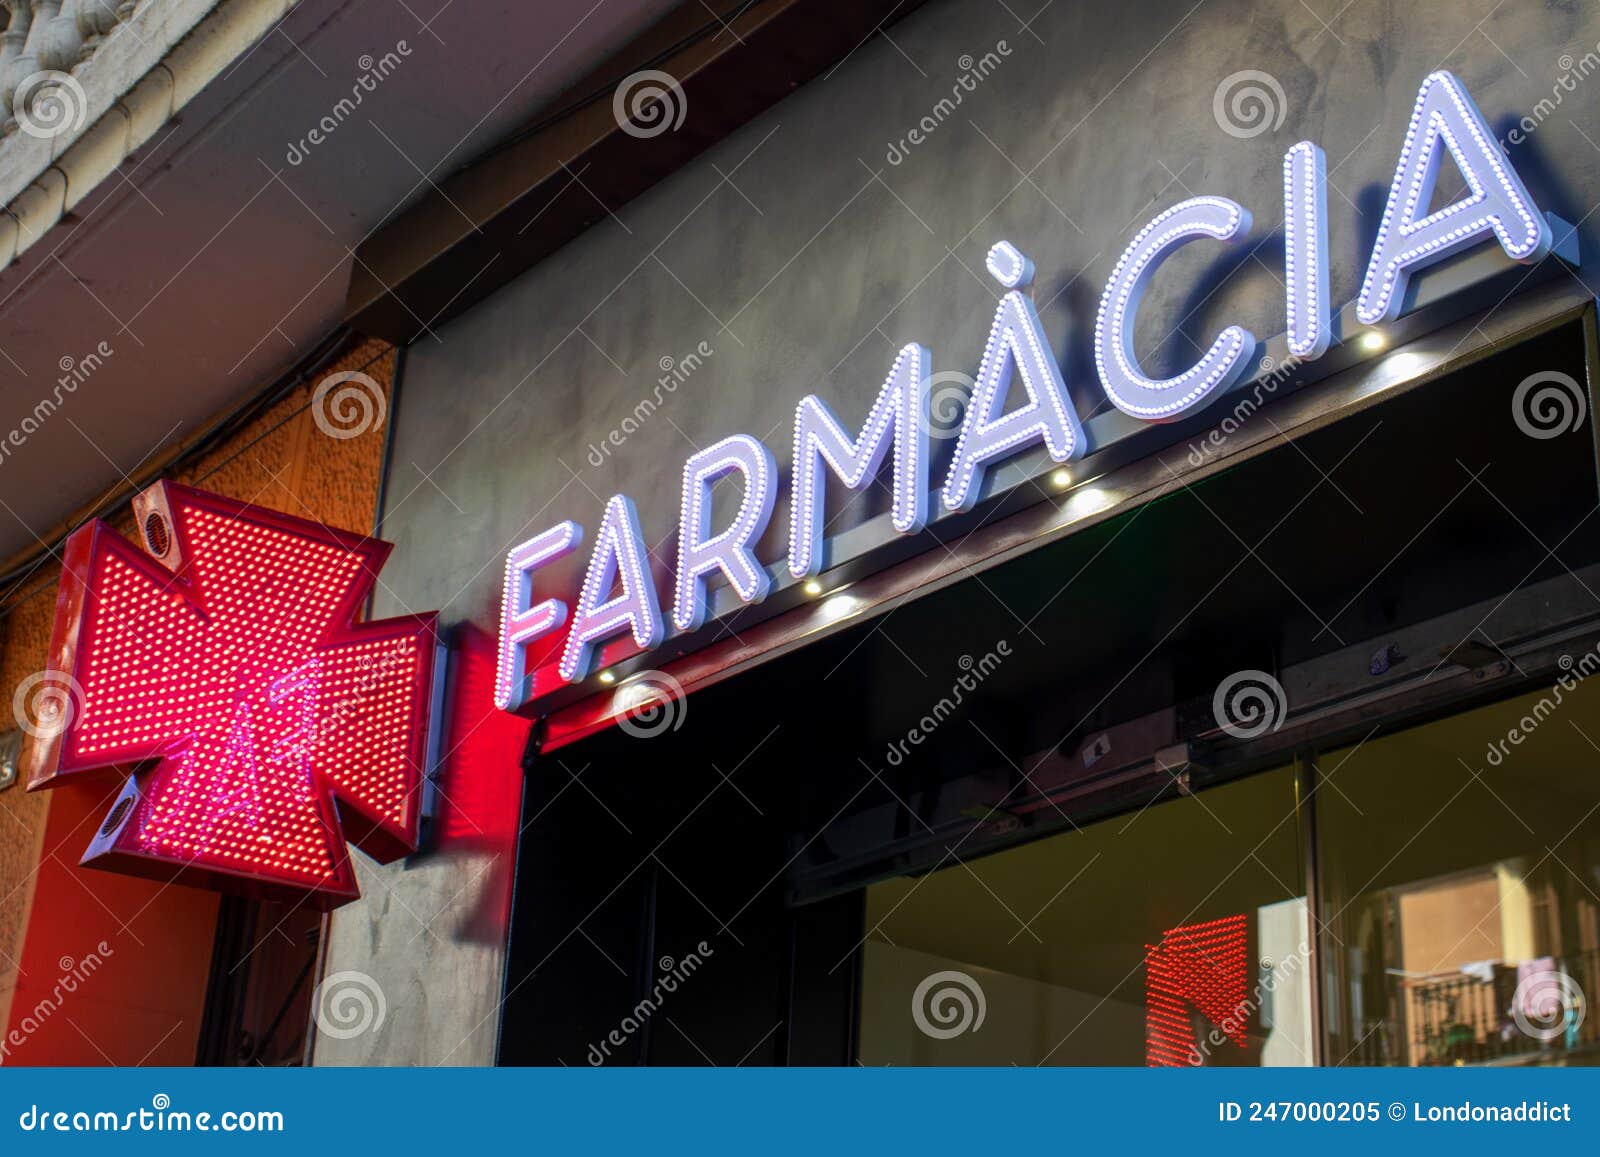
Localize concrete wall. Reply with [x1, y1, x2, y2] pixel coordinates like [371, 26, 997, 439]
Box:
[320, 0, 1600, 1064]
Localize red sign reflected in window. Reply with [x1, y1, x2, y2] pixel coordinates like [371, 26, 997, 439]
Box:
[20, 482, 438, 909]
[1145, 913, 1249, 1066]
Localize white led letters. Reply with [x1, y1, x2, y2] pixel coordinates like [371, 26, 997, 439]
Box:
[499, 72, 1556, 702]
[1094, 197, 1257, 421]
[495, 520, 583, 710]
[1357, 70, 1550, 325]
[1284, 141, 1330, 361]
[942, 242, 1084, 512]
[673, 434, 778, 631]
[559, 496, 664, 682]
[789, 343, 931, 579]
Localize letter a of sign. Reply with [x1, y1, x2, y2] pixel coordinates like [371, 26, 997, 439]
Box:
[17, 481, 439, 909]
[1358, 71, 1550, 324]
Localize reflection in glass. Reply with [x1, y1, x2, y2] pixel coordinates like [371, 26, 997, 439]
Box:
[1318, 680, 1600, 1066]
[858, 767, 1309, 1065]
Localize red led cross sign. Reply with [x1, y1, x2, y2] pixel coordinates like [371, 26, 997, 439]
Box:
[21, 481, 439, 909]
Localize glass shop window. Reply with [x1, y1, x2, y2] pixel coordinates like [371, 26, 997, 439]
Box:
[857, 765, 1310, 1065]
[1319, 680, 1600, 1067]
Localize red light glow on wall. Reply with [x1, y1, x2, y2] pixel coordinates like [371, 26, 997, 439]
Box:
[1145, 913, 1250, 1067]
[21, 482, 438, 909]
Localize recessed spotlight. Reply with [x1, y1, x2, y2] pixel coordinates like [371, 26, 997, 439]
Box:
[803, 579, 824, 597]
[1359, 330, 1386, 352]
[598, 670, 616, 685]
[1050, 468, 1072, 490]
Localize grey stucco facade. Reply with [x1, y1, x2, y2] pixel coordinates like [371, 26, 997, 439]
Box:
[315, 0, 1600, 1064]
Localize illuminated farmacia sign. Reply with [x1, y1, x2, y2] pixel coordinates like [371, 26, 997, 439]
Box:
[496, 71, 1555, 714]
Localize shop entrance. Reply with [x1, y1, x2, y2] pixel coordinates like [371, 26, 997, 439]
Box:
[858, 682, 1600, 1067]
[498, 309, 1600, 1067]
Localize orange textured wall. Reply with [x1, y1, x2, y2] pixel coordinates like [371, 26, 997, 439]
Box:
[0, 339, 395, 1065]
